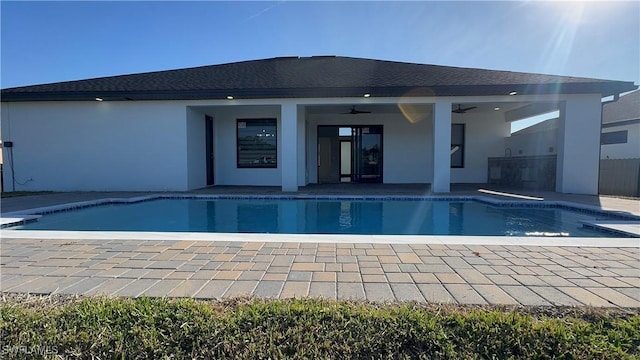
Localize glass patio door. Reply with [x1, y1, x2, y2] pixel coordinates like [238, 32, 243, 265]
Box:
[351, 126, 383, 183]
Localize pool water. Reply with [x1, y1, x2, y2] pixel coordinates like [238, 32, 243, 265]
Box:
[10, 198, 631, 237]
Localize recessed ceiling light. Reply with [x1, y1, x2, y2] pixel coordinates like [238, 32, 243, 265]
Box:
[95, 97, 103, 101]
[509, 91, 517, 96]
[226, 96, 234, 100]
[494, 107, 500, 111]
[363, 93, 371, 98]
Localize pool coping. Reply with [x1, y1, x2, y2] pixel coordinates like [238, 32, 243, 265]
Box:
[1, 194, 639, 245]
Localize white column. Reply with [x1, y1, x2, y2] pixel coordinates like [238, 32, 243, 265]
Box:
[296, 106, 306, 186]
[556, 95, 602, 194]
[281, 102, 298, 192]
[432, 100, 452, 193]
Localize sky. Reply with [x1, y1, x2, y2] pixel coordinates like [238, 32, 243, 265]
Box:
[1, 0, 639, 91]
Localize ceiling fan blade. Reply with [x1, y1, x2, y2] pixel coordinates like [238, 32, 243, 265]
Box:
[452, 104, 476, 114]
[343, 106, 371, 114]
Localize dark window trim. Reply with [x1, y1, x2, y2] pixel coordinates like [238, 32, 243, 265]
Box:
[451, 123, 465, 168]
[601, 130, 628, 145]
[236, 118, 278, 169]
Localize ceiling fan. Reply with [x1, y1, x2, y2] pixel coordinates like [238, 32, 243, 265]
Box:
[452, 104, 477, 114]
[343, 105, 371, 115]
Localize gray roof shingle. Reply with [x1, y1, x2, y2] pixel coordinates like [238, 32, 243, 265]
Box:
[1, 56, 637, 101]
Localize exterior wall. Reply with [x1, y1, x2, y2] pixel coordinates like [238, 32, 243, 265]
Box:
[451, 112, 510, 183]
[504, 129, 558, 157]
[1, 101, 189, 191]
[601, 123, 640, 159]
[0, 94, 604, 193]
[209, 105, 282, 186]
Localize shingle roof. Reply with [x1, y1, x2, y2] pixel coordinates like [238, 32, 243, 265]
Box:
[1, 56, 637, 101]
[603, 90, 640, 124]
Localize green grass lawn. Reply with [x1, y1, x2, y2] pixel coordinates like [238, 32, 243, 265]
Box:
[1, 294, 638, 359]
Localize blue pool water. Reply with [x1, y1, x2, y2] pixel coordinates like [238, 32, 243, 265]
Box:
[9, 198, 632, 237]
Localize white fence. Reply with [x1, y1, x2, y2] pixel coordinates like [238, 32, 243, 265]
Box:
[599, 159, 640, 197]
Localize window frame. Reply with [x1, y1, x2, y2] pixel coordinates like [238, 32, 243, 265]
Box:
[236, 118, 278, 169]
[601, 130, 628, 145]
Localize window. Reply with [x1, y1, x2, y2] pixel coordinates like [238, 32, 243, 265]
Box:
[601, 130, 628, 145]
[451, 124, 465, 168]
[237, 119, 277, 168]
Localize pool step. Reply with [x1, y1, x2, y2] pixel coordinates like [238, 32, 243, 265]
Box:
[581, 220, 640, 238]
[0, 215, 41, 228]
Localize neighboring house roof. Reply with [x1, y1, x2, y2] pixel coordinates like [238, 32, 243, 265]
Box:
[602, 89, 640, 126]
[1, 56, 637, 101]
[511, 118, 558, 136]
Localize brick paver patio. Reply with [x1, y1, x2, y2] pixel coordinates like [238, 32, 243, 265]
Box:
[2, 238, 638, 306]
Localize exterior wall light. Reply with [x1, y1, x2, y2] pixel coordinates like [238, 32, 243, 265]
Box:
[226, 96, 234, 100]
[95, 97, 103, 101]
[509, 91, 517, 96]
[494, 107, 500, 111]
[363, 93, 371, 98]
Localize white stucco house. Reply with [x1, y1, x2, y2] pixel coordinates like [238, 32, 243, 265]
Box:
[601, 89, 640, 160]
[1, 56, 636, 194]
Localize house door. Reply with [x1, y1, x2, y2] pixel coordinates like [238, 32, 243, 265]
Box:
[317, 125, 383, 183]
[351, 126, 383, 183]
[205, 115, 215, 186]
[317, 126, 340, 183]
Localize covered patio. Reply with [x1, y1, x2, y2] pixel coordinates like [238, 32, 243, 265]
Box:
[187, 94, 604, 195]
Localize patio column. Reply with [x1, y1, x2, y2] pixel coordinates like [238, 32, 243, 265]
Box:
[296, 106, 306, 186]
[281, 102, 299, 192]
[556, 95, 602, 194]
[432, 100, 452, 193]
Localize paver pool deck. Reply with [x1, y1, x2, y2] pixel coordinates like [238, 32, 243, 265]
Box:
[1, 185, 639, 307]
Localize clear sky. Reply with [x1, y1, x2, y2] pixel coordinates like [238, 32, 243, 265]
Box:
[1, 0, 638, 90]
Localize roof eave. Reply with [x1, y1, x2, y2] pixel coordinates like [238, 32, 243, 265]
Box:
[1, 82, 636, 102]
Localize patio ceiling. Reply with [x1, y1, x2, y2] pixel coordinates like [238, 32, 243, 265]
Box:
[305, 101, 532, 116]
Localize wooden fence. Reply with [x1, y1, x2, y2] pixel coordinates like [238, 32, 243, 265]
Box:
[599, 158, 640, 197]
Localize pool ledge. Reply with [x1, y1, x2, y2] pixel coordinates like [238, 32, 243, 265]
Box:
[1, 230, 639, 248]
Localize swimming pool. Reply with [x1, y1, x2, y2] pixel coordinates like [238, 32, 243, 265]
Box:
[6, 197, 636, 238]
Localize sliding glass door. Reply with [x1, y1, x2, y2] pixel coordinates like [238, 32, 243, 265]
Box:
[351, 126, 383, 183]
[318, 125, 383, 183]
